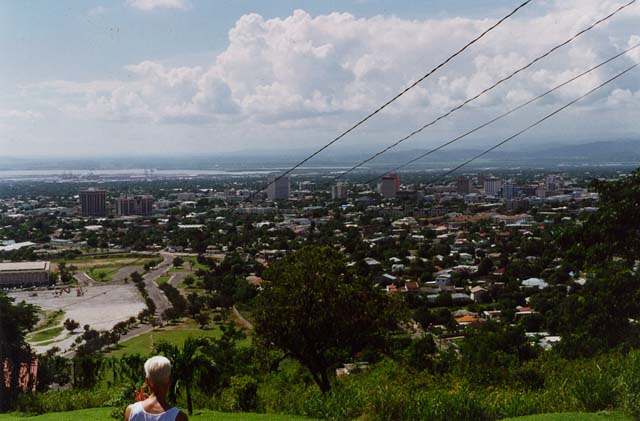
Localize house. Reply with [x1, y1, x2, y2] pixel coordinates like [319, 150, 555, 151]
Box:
[404, 280, 419, 293]
[391, 264, 405, 273]
[521, 278, 548, 290]
[451, 293, 472, 304]
[454, 315, 484, 326]
[470, 286, 489, 303]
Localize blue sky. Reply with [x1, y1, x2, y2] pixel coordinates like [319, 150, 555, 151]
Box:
[1, 0, 639, 157]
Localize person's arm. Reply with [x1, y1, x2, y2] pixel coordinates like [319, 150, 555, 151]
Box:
[176, 410, 188, 421]
[124, 404, 133, 421]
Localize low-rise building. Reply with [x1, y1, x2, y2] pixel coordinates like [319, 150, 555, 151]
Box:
[0, 261, 51, 288]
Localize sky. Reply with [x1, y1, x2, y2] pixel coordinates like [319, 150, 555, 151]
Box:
[1, 0, 639, 158]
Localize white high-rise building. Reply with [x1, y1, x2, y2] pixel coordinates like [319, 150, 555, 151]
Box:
[501, 181, 518, 200]
[267, 175, 290, 200]
[331, 182, 348, 200]
[483, 177, 502, 196]
[545, 175, 562, 192]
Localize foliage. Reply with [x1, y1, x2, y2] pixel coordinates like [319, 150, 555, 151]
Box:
[253, 246, 400, 393]
[0, 292, 39, 411]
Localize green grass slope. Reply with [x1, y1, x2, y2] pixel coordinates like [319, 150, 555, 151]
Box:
[501, 411, 631, 421]
[0, 408, 310, 420]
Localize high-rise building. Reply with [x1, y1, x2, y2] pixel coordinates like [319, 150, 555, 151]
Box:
[115, 195, 154, 216]
[378, 174, 399, 199]
[267, 175, 290, 200]
[331, 182, 348, 200]
[501, 182, 518, 200]
[456, 176, 472, 195]
[545, 175, 563, 192]
[80, 189, 107, 216]
[484, 177, 502, 196]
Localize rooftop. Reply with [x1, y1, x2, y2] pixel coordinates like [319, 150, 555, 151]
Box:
[0, 261, 50, 272]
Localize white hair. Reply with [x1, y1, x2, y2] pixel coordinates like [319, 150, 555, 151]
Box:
[144, 355, 172, 385]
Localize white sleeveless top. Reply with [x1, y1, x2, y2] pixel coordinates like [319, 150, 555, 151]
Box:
[129, 402, 180, 421]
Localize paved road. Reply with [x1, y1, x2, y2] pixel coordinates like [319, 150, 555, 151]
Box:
[73, 272, 94, 287]
[112, 266, 144, 282]
[143, 253, 173, 318]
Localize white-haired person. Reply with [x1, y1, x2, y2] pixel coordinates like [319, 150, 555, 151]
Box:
[125, 355, 188, 421]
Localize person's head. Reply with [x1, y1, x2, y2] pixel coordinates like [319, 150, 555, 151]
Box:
[144, 356, 172, 391]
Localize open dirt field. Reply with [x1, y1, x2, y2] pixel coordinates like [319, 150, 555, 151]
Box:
[10, 284, 145, 353]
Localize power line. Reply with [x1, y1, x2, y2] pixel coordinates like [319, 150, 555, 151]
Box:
[435, 63, 638, 182]
[337, 0, 637, 179]
[363, 42, 640, 184]
[255, 0, 534, 195]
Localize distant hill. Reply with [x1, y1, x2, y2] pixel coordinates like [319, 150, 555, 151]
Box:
[0, 139, 638, 171]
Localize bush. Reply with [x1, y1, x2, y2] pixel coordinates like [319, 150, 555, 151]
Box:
[220, 375, 258, 412]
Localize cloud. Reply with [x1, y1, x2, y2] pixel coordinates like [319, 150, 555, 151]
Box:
[28, 0, 640, 149]
[126, 0, 189, 11]
[0, 109, 43, 120]
[87, 6, 107, 16]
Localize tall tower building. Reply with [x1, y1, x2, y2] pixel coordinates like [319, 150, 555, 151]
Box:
[115, 195, 154, 216]
[483, 177, 502, 196]
[456, 176, 472, 195]
[501, 182, 518, 200]
[267, 175, 290, 200]
[378, 174, 399, 199]
[331, 182, 348, 200]
[80, 189, 107, 217]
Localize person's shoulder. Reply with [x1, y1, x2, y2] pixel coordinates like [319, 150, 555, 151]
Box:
[124, 403, 137, 421]
[175, 410, 188, 421]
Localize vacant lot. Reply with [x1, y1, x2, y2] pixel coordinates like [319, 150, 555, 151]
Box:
[10, 284, 145, 353]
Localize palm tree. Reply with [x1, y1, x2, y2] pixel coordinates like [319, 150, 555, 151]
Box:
[154, 337, 210, 415]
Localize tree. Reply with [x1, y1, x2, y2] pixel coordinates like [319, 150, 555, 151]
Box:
[173, 256, 184, 267]
[63, 318, 80, 333]
[0, 292, 38, 410]
[253, 246, 398, 393]
[155, 337, 210, 415]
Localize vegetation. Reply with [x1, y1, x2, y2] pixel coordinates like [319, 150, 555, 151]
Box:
[27, 327, 65, 344]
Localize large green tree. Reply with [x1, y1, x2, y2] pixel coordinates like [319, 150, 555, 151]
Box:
[0, 292, 38, 411]
[253, 246, 398, 393]
[558, 169, 640, 269]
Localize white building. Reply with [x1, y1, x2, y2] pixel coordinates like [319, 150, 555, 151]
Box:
[331, 182, 348, 200]
[0, 261, 51, 288]
[483, 177, 502, 196]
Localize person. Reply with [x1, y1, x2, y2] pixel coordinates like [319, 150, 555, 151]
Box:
[125, 356, 188, 421]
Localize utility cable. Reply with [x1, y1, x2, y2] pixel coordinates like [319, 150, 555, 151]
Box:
[337, 0, 637, 179]
[435, 63, 638, 182]
[255, 0, 534, 194]
[363, 42, 640, 184]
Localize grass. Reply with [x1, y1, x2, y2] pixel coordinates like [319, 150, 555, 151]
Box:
[501, 411, 631, 420]
[86, 267, 118, 282]
[155, 274, 170, 286]
[35, 309, 65, 331]
[108, 318, 250, 358]
[0, 408, 310, 420]
[27, 326, 64, 343]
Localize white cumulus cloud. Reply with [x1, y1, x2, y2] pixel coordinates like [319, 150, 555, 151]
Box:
[126, 0, 189, 11]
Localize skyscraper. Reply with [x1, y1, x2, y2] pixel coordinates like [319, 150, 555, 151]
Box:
[484, 177, 502, 196]
[501, 182, 518, 200]
[267, 175, 290, 200]
[115, 195, 154, 216]
[456, 176, 472, 195]
[378, 174, 399, 199]
[331, 182, 348, 200]
[80, 189, 107, 216]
